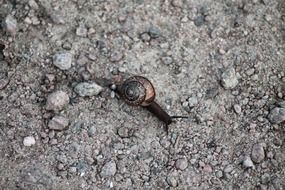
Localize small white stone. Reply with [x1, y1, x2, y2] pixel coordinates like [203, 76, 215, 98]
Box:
[23, 136, 36, 147]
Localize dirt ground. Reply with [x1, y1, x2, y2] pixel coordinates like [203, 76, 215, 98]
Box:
[0, 0, 285, 189]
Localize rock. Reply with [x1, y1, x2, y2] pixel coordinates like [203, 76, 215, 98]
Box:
[23, 136, 36, 146]
[223, 164, 234, 173]
[148, 26, 161, 38]
[242, 156, 255, 169]
[76, 25, 88, 37]
[53, 52, 73, 70]
[140, 33, 151, 42]
[110, 51, 123, 62]
[261, 173, 271, 184]
[194, 15, 206, 27]
[171, 0, 183, 8]
[233, 104, 242, 114]
[251, 143, 265, 163]
[166, 176, 178, 187]
[88, 126, 96, 137]
[161, 56, 173, 65]
[28, 0, 39, 10]
[117, 125, 132, 138]
[277, 101, 285, 108]
[48, 116, 69, 130]
[46, 90, 69, 111]
[221, 67, 239, 90]
[216, 170, 223, 178]
[175, 158, 188, 170]
[188, 96, 198, 108]
[76, 160, 88, 176]
[100, 161, 117, 177]
[74, 82, 103, 97]
[3, 15, 17, 35]
[268, 107, 285, 124]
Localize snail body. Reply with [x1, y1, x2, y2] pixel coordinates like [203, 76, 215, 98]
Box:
[116, 75, 182, 131]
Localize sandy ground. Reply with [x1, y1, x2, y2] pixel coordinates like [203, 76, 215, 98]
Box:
[0, 0, 285, 189]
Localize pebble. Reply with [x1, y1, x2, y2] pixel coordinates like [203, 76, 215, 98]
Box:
[48, 116, 69, 131]
[171, 0, 183, 8]
[166, 176, 178, 187]
[188, 96, 198, 108]
[117, 126, 131, 138]
[148, 26, 161, 38]
[233, 104, 242, 114]
[175, 158, 188, 170]
[3, 15, 17, 35]
[223, 164, 234, 173]
[221, 67, 239, 90]
[251, 143, 265, 163]
[23, 136, 36, 146]
[216, 170, 223, 178]
[88, 126, 96, 137]
[76, 25, 88, 37]
[46, 90, 69, 111]
[53, 52, 73, 70]
[140, 33, 151, 42]
[28, 0, 39, 10]
[219, 48, 226, 55]
[246, 68, 255, 76]
[242, 156, 255, 169]
[110, 51, 123, 62]
[76, 160, 88, 176]
[261, 173, 271, 184]
[194, 15, 205, 27]
[268, 107, 285, 124]
[161, 56, 173, 65]
[74, 82, 103, 97]
[100, 161, 117, 177]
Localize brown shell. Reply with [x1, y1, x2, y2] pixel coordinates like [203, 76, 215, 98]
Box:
[119, 76, 155, 106]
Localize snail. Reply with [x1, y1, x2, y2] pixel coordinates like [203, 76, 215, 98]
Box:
[114, 75, 188, 132]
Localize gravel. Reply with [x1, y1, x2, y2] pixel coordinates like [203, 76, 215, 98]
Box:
[221, 67, 239, 90]
[233, 104, 242, 114]
[23, 136, 36, 147]
[100, 161, 117, 177]
[148, 26, 161, 38]
[251, 143, 265, 163]
[268, 107, 285, 124]
[53, 52, 73, 70]
[48, 116, 69, 131]
[166, 176, 178, 187]
[194, 15, 206, 27]
[3, 15, 17, 35]
[242, 156, 255, 169]
[1, 0, 285, 189]
[74, 82, 103, 97]
[175, 158, 188, 170]
[76, 25, 88, 37]
[46, 90, 70, 111]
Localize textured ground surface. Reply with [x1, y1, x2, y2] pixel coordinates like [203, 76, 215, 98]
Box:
[0, 0, 285, 189]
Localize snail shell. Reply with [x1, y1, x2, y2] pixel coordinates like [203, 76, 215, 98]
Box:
[119, 76, 155, 106]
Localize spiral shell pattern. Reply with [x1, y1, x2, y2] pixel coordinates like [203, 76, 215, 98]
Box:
[120, 76, 155, 106]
